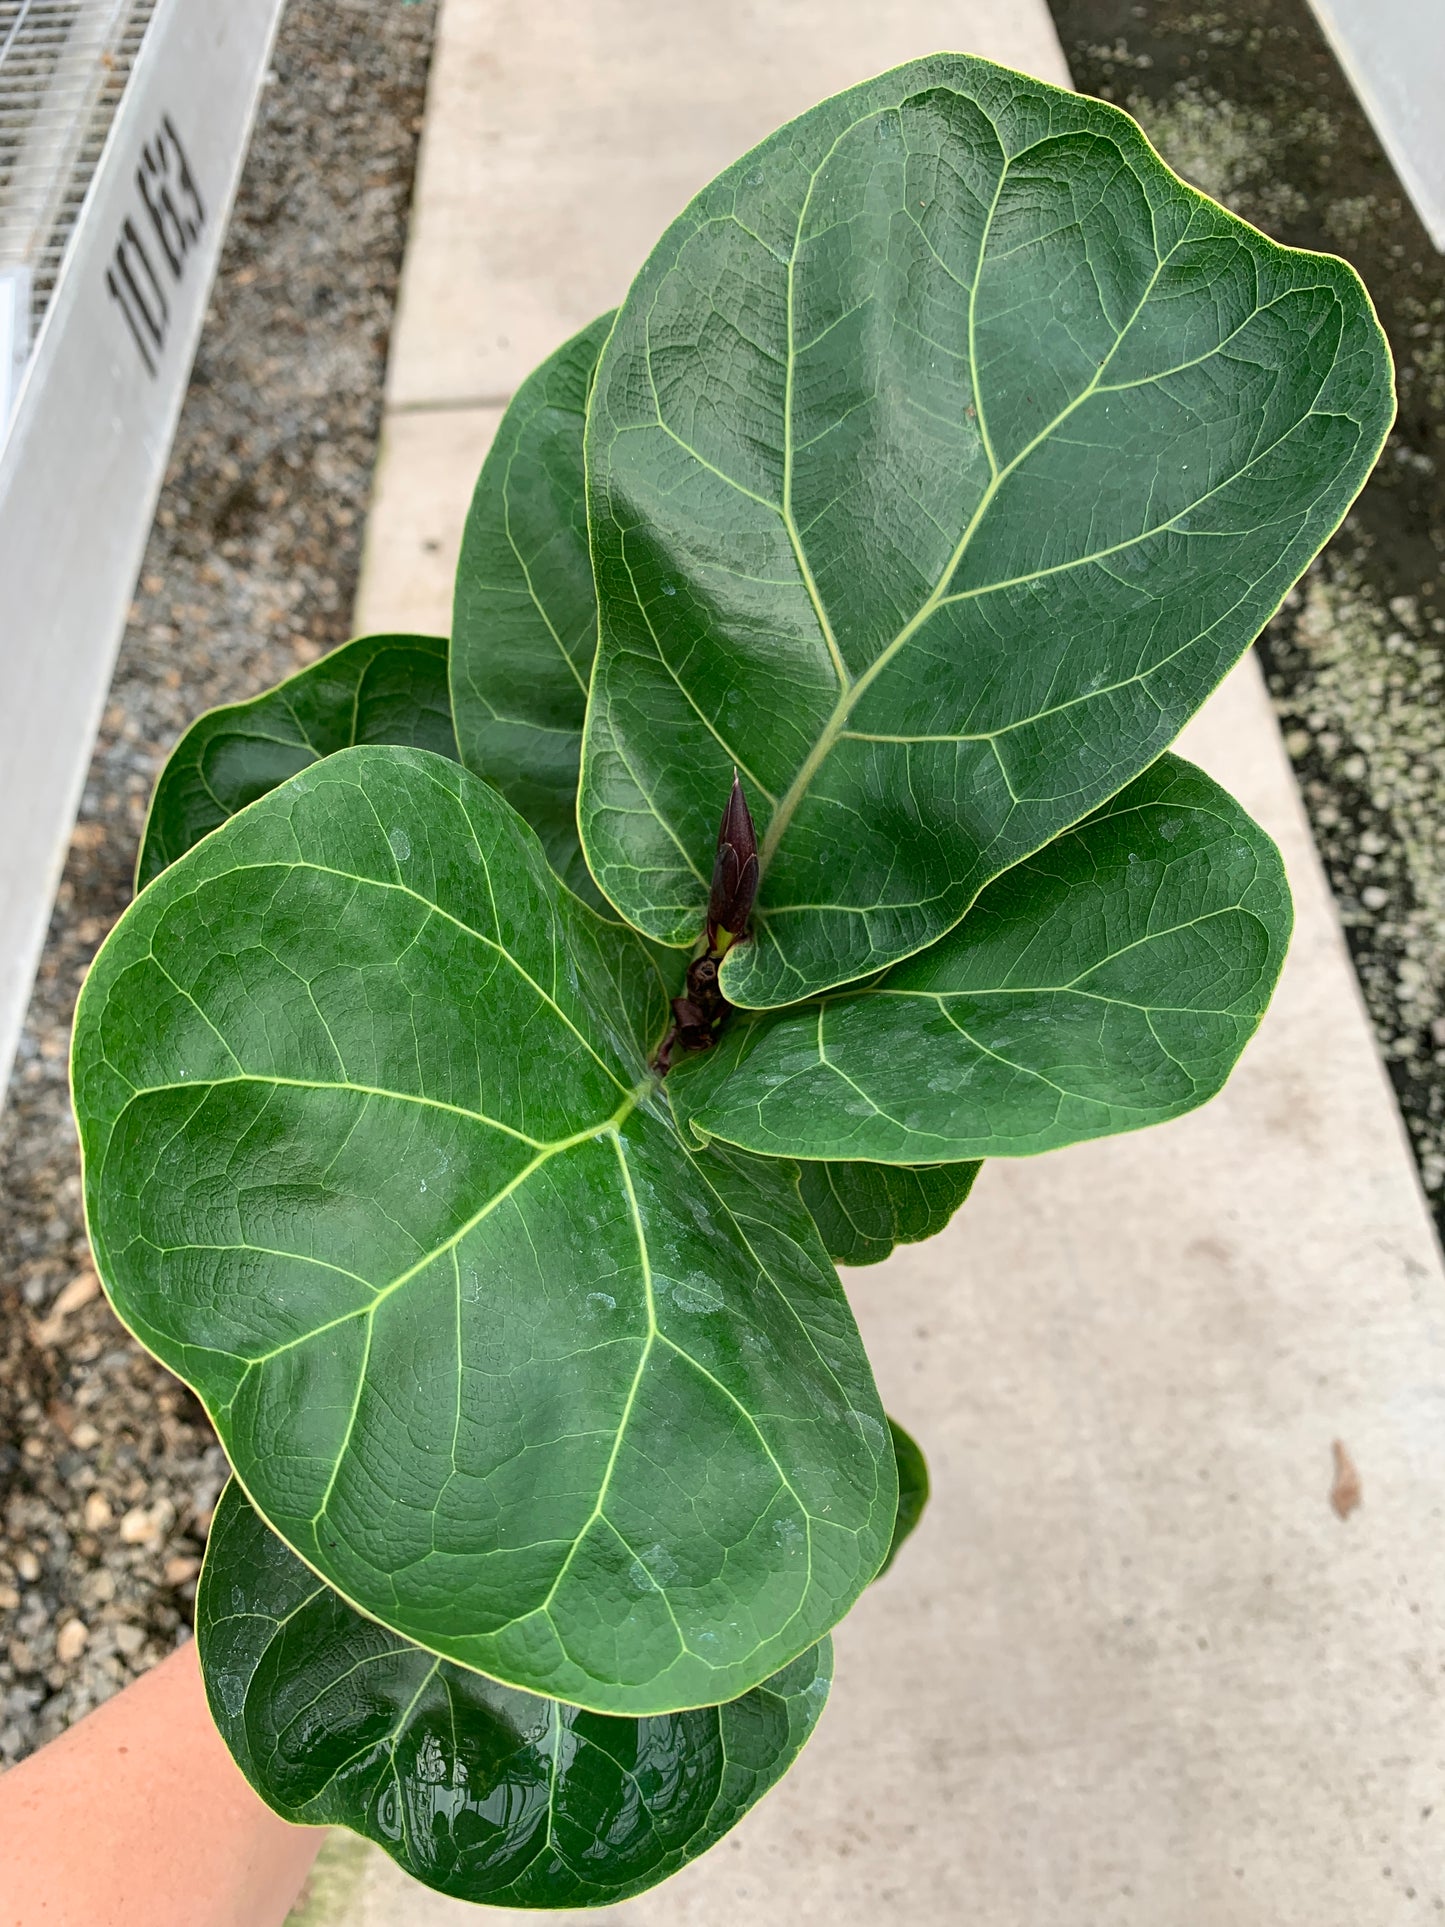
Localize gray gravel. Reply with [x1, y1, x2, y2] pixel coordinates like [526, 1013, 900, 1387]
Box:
[0, 0, 437, 1765]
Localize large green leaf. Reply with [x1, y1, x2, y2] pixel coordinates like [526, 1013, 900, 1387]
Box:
[578, 52, 1390, 1006]
[73, 746, 893, 1714]
[197, 1482, 830, 1909]
[136, 634, 455, 889]
[668, 755, 1289, 1161]
[796, 1159, 981, 1267]
[452, 314, 614, 906]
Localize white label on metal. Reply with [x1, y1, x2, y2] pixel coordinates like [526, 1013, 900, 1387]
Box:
[0, 0, 286, 1096]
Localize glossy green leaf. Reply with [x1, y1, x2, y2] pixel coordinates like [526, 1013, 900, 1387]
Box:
[668, 755, 1289, 1161]
[73, 746, 894, 1714]
[451, 314, 614, 906]
[136, 634, 455, 889]
[881, 1418, 928, 1576]
[197, 1482, 830, 1909]
[796, 1159, 981, 1267]
[578, 52, 1390, 1006]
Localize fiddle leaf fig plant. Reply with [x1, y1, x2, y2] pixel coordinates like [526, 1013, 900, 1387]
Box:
[71, 52, 1390, 1910]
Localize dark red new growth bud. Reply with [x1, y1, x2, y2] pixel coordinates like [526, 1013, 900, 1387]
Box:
[687, 955, 719, 995]
[707, 772, 759, 944]
[654, 775, 757, 1073]
[670, 995, 715, 1052]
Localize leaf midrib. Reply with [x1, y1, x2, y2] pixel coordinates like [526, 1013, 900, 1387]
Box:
[868, 899, 1266, 1002]
[755, 183, 1185, 874]
[529, 1131, 660, 1619]
[118, 1070, 583, 1148]
[207, 1084, 649, 1377]
[808, 1000, 1205, 1145]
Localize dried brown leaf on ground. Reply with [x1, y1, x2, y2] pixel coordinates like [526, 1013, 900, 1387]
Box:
[1330, 1438, 1363, 1520]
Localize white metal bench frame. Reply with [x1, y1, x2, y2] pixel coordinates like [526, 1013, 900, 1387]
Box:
[0, 0, 285, 1098]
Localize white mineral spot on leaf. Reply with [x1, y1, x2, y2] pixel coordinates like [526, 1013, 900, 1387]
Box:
[672, 1276, 723, 1314]
[772, 1517, 804, 1553]
[388, 827, 411, 862]
[638, 1542, 679, 1585]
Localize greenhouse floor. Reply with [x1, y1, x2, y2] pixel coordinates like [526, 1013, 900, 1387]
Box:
[286, 1, 1445, 1923]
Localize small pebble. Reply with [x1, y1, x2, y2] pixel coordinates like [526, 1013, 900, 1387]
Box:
[118, 1508, 161, 1547]
[54, 1620, 88, 1665]
[83, 1494, 113, 1533]
[80, 1570, 116, 1607]
[51, 1270, 98, 1319]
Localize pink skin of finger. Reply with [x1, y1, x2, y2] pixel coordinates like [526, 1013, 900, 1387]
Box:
[0, 1639, 322, 1927]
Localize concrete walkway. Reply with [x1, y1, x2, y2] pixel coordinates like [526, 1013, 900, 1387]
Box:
[331, 4, 1445, 1921]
